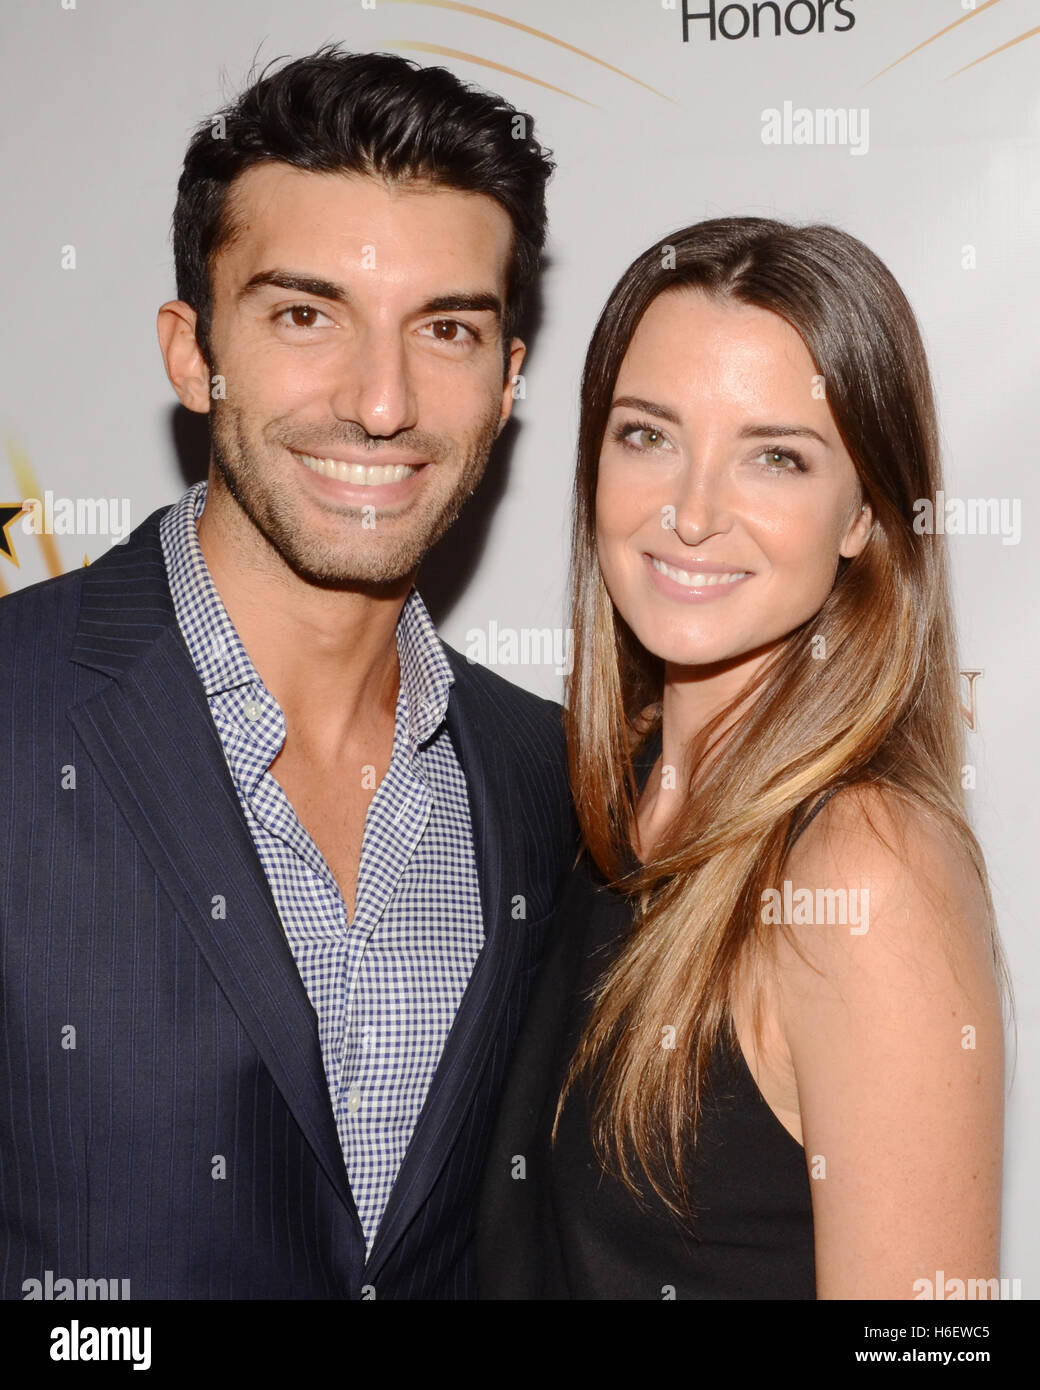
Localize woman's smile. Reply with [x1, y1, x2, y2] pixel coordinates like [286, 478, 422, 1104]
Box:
[645, 553, 753, 600]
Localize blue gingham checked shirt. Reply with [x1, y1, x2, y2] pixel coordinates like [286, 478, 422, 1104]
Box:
[159, 481, 485, 1252]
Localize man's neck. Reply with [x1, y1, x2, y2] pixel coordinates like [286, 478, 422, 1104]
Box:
[195, 486, 411, 764]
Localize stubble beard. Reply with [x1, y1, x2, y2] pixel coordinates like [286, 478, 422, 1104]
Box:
[207, 394, 502, 591]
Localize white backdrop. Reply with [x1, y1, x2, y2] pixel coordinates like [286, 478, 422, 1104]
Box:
[2, 0, 1037, 1294]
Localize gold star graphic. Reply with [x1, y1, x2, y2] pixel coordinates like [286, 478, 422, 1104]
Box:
[0, 505, 25, 567]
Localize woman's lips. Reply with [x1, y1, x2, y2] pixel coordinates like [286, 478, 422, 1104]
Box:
[645, 553, 752, 599]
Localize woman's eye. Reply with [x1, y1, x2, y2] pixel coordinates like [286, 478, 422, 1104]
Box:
[277, 304, 332, 330]
[616, 423, 671, 451]
[756, 446, 804, 472]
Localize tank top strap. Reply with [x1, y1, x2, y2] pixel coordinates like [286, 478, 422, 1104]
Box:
[785, 784, 843, 853]
[631, 723, 663, 794]
[632, 728, 844, 859]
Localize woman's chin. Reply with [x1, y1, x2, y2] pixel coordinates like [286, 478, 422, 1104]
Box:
[635, 632, 794, 682]
[624, 620, 755, 670]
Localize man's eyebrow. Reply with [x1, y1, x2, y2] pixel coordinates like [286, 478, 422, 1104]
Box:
[238, 270, 351, 304]
[237, 273, 502, 321]
[415, 293, 502, 320]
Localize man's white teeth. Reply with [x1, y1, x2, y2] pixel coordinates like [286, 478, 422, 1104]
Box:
[651, 558, 748, 588]
[292, 452, 419, 485]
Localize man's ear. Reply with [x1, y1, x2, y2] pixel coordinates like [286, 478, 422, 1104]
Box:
[497, 337, 527, 435]
[157, 301, 212, 414]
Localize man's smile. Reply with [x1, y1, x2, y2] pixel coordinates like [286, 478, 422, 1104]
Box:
[289, 448, 426, 486]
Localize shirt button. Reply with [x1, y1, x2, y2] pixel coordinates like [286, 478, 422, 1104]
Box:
[346, 1085, 362, 1113]
[243, 699, 262, 722]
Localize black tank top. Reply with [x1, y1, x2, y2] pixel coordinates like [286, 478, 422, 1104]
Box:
[477, 741, 835, 1300]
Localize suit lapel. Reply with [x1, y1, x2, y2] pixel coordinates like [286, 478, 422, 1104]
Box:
[69, 509, 355, 1219]
[364, 654, 523, 1280]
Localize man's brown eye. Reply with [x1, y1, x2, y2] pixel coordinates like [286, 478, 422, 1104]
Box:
[290, 306, 319, 328]
[432, 320, 459, 340]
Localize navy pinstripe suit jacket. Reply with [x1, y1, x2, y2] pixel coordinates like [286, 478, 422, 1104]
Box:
[0, 504, 575, 1300]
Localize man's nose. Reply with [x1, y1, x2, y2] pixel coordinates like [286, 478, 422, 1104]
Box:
[329, 327, 419, 438]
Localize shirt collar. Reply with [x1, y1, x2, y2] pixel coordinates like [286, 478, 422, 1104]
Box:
[159, 480, 453, 753]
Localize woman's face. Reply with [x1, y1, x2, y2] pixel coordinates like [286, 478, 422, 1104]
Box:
[595, 288, 873, 672]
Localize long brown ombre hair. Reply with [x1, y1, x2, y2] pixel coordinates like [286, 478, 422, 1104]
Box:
[561, 217, 1009, 1217]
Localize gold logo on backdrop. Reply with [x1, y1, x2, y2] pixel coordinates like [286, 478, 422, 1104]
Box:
[870, 0, 1039, 83]
[961, 670, 983, 732]
[376, 1, 1037, 100]
[0, 506, 25, 567]
[0, 440, 77, 598]
[378, 0, 677, 105]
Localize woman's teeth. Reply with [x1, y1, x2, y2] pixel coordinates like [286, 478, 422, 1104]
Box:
[292, 451, 419, 485]
[651, 558, 748, 587]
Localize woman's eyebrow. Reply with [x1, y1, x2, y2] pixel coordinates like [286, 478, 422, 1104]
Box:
[610, 400, 830, 449]
[739, 423, 829, 447]
[611, 395, 681, 424]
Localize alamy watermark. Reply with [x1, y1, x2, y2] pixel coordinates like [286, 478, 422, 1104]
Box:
[20, 492, 133, 544]
[913, 1270, 1022, 1300]
[761, 101, 869, 155]
[913, 491, 1021, 546]
[465, 621, 573, 676]
[49, 1319, 151, 1371]
[23, 1269, 130, 1299]
[761, 879, 869, 934]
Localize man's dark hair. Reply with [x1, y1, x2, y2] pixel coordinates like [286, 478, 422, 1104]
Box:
[172, 45, 555, 368]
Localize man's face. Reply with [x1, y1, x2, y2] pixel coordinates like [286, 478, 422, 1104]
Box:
[200, 164, 521, 587]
